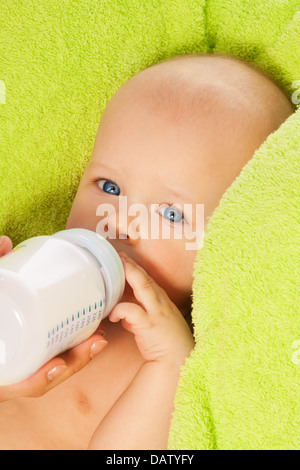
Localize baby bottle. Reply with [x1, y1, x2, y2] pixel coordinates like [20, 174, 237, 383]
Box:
[0, 228, 125, 385]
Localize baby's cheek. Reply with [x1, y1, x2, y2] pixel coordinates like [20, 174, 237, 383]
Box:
[67, 197, 98, 231]
[66, 210, 88, 230]
[155, 264, 193, 308]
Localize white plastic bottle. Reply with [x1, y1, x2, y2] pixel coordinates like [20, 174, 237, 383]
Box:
[0, 229, 125, 386]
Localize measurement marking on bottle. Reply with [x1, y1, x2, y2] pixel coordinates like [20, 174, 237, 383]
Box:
[47, 299, 105, 346]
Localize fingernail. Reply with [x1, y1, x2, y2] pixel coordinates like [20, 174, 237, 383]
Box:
[47, 365, 68, 383]
[90, 340, 108, 359]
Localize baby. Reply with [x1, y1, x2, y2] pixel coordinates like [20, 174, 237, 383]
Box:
[0, 54, 294, 449]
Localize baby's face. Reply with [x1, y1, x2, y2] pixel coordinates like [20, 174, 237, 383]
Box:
[67, 88, 204, 313]
[67, 56, 293, 312]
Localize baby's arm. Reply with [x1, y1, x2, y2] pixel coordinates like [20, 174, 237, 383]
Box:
[88, 253, 194, 450]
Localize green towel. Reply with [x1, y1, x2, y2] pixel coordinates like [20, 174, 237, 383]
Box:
[0, 0, 206, 242]
[0, 0, 299, 450]
[169, 1, 300, 450]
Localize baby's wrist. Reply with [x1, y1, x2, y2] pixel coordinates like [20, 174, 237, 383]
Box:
[153, 343, 194, 369]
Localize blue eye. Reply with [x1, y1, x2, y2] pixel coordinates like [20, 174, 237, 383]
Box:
[98, 179, 120, 196]
[159, 205, 184, 223]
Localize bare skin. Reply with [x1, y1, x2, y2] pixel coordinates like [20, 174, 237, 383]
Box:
[0, 55, 293, 449]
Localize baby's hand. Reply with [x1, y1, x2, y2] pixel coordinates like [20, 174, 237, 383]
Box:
[109, 253, 194, 365]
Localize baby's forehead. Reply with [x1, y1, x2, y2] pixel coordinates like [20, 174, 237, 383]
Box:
[96, 54, 293, 175]
[125, 56, 265, 98]
[116, 58, 256, 117]
[120, 55, 292, 133]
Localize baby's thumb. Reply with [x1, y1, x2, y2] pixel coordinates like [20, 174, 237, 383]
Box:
[109, 302, 150, 334]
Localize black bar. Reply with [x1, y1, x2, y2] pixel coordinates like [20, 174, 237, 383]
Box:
[90, 451, 205, 464]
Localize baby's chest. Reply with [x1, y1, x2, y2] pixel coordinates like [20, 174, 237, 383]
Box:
[0, 326, 143, 450]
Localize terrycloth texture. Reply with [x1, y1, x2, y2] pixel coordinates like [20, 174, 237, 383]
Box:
[169, 1, 300, 450]
[0, 0, 299, 450]
[169, 110, 300, 450]
[0, 0, 206, 243]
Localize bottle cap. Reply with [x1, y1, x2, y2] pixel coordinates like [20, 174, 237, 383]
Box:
[53, 229, 125, 317]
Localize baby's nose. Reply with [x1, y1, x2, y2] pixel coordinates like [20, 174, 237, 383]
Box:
[116, 213, 139, 243]
[96, 212, 139, 243]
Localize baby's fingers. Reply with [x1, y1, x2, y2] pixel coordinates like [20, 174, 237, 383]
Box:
[109, 302, 150, 334]
[119, 253, 162, 313]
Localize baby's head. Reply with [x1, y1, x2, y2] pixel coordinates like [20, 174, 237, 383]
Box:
[67, 54, 294, 314]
